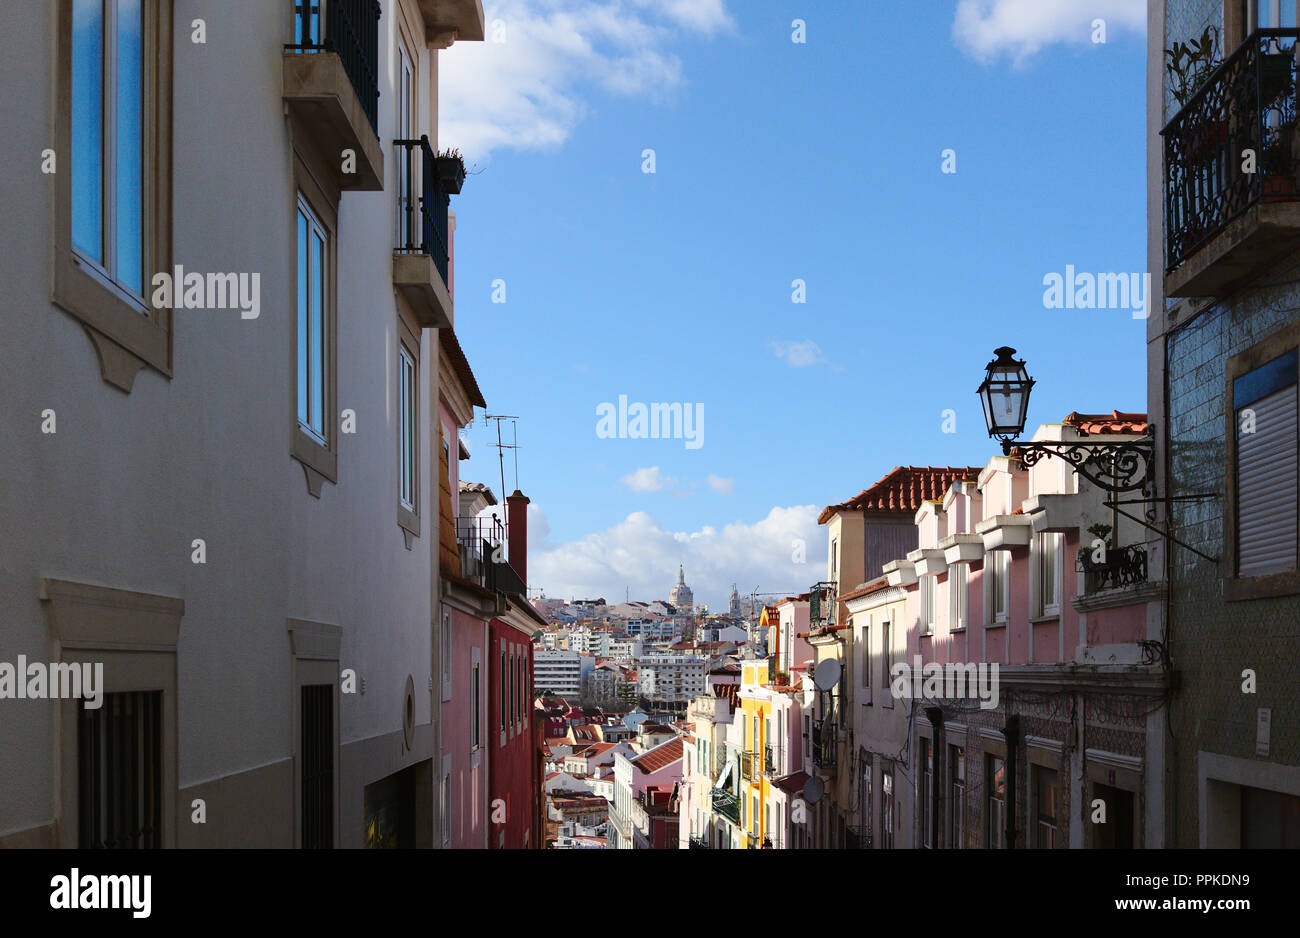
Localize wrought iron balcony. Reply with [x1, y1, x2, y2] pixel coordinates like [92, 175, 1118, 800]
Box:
[457, 516, 527, 598]
[288, 0, 380, 131]
[808, 581, 837, 630]
[283, 0, 384, 190]
[688, 836, 712, 849]
[711, 789, 739, 824]
[846, 825, 871, 849]
[812, 719, 836, 770]
[393, 136, 453, 327]
[739, 751, 757, 781]
[1162, 29, 1300, 294]
[1078, 543, 1149, 593]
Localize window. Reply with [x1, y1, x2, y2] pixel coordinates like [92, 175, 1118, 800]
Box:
[1033, 533, 1061, 617]
[1034, 765, 1059, 849]
[986, 754, 1006, 848]
[301, 683, 334, 849]
[78, 690, 162, 848]
[57, 0, 173, 387]
[472, 661, 481, 751]
[1232, 347, 1299, 580]
[859, 621, 871, 691]
[920, 577, 936, 635]
[831, 538, 838, 576]
[440, 766, 450, 848]
[950, 745, 965, 848]
[500, 647, 507, 733]
[73, 0, 144, 293]
[881, 619, 894, 706]
[397, 342, 417, 514]
[297, 198, 329, 443]
[986, 551, 1009, 623]
[920, 738, 933, 847]
[859, 750, 873, 847]
[440, 609, 452, 701]
[395, 39, 415, 247]
[949, 565, 968, 630]
[881, 768, 894, 849]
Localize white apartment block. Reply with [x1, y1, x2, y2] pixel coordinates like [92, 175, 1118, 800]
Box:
[637, 655, 707, 704]
[534, 649, 583, 697]
[0, 0, 487, 849]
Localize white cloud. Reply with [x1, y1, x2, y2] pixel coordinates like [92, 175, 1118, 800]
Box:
[769, 339, 827, 369]
[706, 474, 735, 495]
[620, 466, 672, 492]
[632, 0, 732, 36]
[439, 1, 732, 158]
[527, 505, 823, 610]
[952, 0, 1145, 65]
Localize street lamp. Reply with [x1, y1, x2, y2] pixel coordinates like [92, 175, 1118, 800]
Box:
[977, 347, 1035, 451]
[976, 347, 1153, 495]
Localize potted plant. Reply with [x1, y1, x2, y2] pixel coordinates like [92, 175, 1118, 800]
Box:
[434, 147, 466, 194]
[1262, 119, 1298, 196]
[1167, 27, 1226, 162]
[1260, 49, 1294, 105]
[1166, 26, 1222, 108]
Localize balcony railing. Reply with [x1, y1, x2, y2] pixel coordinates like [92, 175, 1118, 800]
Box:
[711, 789, 739, 824]
[688, 836, 711, 849]
[1078, 543, 1148, 593]
[457, 516, 527, 597]
[287, 0, 381, 133]
[739, 751, 757, 781]
[394, 136, 450, 286]
[846, 825, 871, 849]
[812, 719, 836, 770]
[1162, 29, 1300, 273]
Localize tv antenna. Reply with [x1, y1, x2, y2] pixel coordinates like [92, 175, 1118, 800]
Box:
[484, 414, 519, 509]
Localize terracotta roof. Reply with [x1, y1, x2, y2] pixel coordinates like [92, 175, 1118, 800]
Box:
[439, 327, 486, 409]
[458, 480, 497, 504]
[819, 466, 983, 524]
[630, 738, 684, 774]
[1061, 411, 1149, 436]
[715, 684, 741, 712]
[773, 771, 811, 795]
[838, 577, 891, 603]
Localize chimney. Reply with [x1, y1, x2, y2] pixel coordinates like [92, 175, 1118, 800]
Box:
[507, 489, 530, 587]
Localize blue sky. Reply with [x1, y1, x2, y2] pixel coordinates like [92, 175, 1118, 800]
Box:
[438, 0, 1149, 610]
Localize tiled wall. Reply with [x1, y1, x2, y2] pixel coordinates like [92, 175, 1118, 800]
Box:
[1165, 252, 1300, 843]
[1164, 0, 1224, 121]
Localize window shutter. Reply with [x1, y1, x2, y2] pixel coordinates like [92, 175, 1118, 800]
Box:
[1237, 384, 1299, 577]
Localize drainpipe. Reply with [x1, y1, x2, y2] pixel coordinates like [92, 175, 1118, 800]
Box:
[1004, 713, 1020, 849]
[926, 706, 943, 847]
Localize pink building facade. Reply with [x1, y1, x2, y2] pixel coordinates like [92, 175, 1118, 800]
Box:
[884, 414, 1166, 849]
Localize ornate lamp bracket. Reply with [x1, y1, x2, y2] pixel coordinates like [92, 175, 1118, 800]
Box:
[1001, 436, 1155, 495]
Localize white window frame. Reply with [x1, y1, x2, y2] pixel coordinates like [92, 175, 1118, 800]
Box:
[1031, 532, 1062, 619]
[985, 551, 1009, 624]
[296, 195, 329, 445]
[440, 608, 452, 701]
[920, 576, 936, 636]
[949, 563, 968, 630]
[71, 0, 148, 301]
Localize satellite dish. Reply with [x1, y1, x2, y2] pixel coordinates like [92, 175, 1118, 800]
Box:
[814, 659, 841, 692]
[802, 776, 824, 805]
